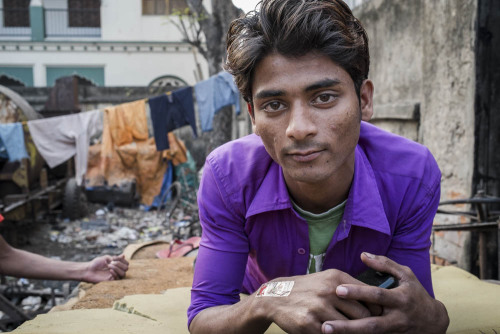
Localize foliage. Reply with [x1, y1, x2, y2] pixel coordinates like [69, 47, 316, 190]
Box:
[169, 0, 242, 76]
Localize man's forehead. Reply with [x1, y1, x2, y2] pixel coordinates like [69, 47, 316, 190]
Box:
[251, 52, 352, 98]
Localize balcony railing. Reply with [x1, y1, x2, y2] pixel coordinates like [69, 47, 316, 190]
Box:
[0, 8, 31, 37]
[44, 8, 101, 38]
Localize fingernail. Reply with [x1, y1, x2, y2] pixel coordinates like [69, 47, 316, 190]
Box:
[363, 252, 375, 259]
[324, 324, 334, 334]
[336, 285, 348, 296]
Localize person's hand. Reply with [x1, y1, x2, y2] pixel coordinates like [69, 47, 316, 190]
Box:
[321, 252, 449, 334]
[82, 254, 129, 283]
[257, 269, 381, 334]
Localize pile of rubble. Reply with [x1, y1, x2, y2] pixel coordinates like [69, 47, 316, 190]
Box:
[51, 205, 171, 254]
[0, 202, 199, 331]
[41, 201, 199, 260]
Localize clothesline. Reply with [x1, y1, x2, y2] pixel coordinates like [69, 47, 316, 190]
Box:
[0, 70, 241, 165]
[0, 71, 241, 202]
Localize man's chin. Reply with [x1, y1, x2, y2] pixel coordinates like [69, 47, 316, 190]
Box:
[283, 170, 331, 185]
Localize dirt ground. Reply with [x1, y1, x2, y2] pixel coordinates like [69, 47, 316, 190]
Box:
[71, 257, 195, 310]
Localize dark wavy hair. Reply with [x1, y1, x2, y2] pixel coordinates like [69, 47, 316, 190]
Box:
[224, 0, 370, 105]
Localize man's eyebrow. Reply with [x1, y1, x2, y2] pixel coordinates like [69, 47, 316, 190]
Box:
[254, 89, 285, 100]
[305, 79, 341, 92]
[254, 79, 341, 99]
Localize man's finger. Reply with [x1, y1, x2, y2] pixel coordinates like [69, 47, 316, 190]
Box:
[365, 302, 383, 317]
[109, 263, 126, 278]
[111, 259, 129, 272]
[334, 298, 372, 320]
[360, 252, 413, 282]
[336, 284, 384, 316]
[336, 284, 399, 307]
[322, 316, 395, 334]
[113, 254, 129, 265]
[109, 268, 119, 280]
[318, 307, 349, 323]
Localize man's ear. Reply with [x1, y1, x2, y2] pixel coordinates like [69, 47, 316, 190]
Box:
[360, 79, 374, 121]
[248, 102, 259, 135]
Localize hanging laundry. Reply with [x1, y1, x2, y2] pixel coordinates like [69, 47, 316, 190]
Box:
[102, 99, 149, 147]
[0, 137, 8, 160]
[148, 87, 197, 151]
[162, 132, 188, 166]
[89, 97, 181, 206]
[0, 122, 29, 162]
[86, 134, 186, 207]
[146, 160, 174, 210]
[120, 137, 168, 206]
[100, 99, 149, 178]
[27, 110, 102, 186]
[194, 71, 241, 132]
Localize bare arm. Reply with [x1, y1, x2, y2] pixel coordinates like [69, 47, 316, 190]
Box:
[190, 270, 379, 334]
[0, 235, 128, 283]
[189, 293, 271, 334]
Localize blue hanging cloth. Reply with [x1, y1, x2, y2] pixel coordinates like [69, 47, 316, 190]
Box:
[0, 122, 29, 162]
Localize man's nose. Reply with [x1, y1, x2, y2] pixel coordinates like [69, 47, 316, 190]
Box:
[285, 103, 318, 140]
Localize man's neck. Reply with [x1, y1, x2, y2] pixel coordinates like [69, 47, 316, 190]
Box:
[284, 162, 354, 215]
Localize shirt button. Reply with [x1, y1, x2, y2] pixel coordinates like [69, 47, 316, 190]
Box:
[298, 248, 306, 255]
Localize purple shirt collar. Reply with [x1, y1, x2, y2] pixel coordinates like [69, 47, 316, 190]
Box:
[245, 145, 391, 238]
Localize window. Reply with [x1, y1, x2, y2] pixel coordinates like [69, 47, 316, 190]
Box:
[68, 0, 100, 27]
[46, 67, 104, 87]
[0, 67, 33, 87]
[142, 0, 188, 15]
[2, 0, 30, 27]
[148, 75, 188, 88]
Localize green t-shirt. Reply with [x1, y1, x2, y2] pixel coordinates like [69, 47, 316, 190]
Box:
[292, 200, 346, 274]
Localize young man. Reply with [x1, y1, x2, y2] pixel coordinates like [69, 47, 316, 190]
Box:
[188, 0, 449, 333]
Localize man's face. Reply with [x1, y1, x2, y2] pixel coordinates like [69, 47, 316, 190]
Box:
[251, 52, 373, 188]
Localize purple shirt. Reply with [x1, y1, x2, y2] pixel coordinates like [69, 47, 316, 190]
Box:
[188, 122, 441, 326]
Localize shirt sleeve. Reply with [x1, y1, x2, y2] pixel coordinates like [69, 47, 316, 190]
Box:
[187, 160, 249, 328]
[386, 150, 441, 297]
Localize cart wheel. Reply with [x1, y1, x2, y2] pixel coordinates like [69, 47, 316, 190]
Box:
[62, 178, 88, 220]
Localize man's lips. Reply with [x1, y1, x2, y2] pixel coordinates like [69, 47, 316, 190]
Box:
[287, 149, 323, 162]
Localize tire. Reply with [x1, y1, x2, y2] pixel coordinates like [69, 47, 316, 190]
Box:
[62, 178, 88, 220]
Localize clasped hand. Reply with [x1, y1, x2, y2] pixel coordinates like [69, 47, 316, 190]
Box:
[260, 253, 448, 334]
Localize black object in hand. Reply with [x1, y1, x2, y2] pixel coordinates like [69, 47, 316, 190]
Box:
[356, 268, 397, 289]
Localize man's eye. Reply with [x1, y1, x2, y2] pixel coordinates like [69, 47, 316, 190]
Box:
[263, 101, 285, 112]
[312, 94, 335, 104]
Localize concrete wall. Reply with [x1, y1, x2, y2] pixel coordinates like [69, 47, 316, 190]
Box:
[45, 0, 209, 42]
[354, 0, 477, 268]
[356, 0, 422, 141]
[0, 41, 206, 87]
[100, 0, 184, 42]
[421, 0, 477, 268]
[0, 0, 210, 87]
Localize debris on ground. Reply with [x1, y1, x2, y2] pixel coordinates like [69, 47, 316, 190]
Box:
[0, 199, 200, 331]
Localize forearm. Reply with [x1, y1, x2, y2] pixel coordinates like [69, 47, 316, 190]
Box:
[0, 247, 87, 281]
[189, 293, 271, 334]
